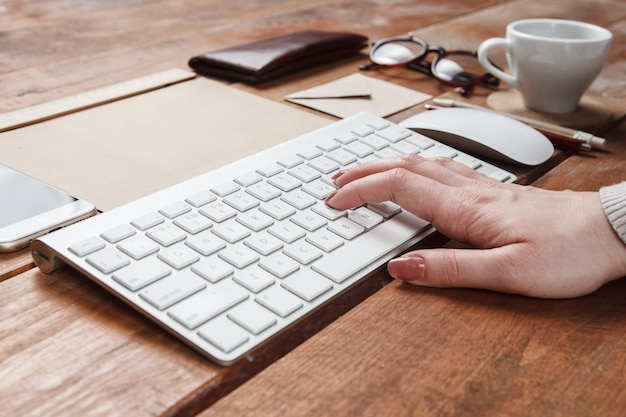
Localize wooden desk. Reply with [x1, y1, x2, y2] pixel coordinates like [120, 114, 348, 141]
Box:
[1, 1, 625, 416]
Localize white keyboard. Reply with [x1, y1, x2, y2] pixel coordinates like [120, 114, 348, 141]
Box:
[32, 112, 515, 365]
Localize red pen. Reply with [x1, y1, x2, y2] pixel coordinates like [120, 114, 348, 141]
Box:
[535, 129, 593, 153]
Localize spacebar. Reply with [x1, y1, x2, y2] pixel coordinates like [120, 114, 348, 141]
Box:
[311, 211, 431, 283]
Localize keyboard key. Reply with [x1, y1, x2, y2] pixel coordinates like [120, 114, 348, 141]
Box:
[256, 163, 284, 177]
[139, 270, 206, 310]
[367, 201, 402, 218]
[159, 201, 192, 219]
[312, 211, 429, 283]
[185, 231, 226, 256]
[199, 201, 237, 222]
[112, 257, 171, 291]
[131, 212, 165, 231]
[210, 181, 240, 197]
[283, 240, 322, 265]
[259, 252, 300, 278]
[69, 236, 105, 257]
[246, 182, 282, 202]
[243, 231, 283, 256]
[361, 134, 390, 150]
[288, 164, 321, 182]
[348, 207, 384, 229]
[290, 210, 327, 232]
[192, 257, 234, 283]
[173, 212, 213, 234]
[185, 190, 216, 207]
[212, 220, 251, 243]
[390, 140, 421, 155]
[268, 221, 306, 243]
[234, 172, 263, 187]
[117, 235, 160, 260]
[236, 209, 274, 231]
[268, 173, 301, 192]
[343, 141, 374, 158]
[101, 224, 136, 243]
[281, 270, 333, 301]
[301, 179, 336, 200]
[219, 243, 259, 269]
[326, 148, 357, 166]
[256, 286, 303, 318]
[157, 244, 200, 269]
[259, 199, 296, 220]
[233, 266, 276, 293]
[305, 229, 345, 252]
[351, 125, 375, 137]
[327, 217, 365, 240]
[281, 189, 316, 210]
[307, 156, 340, 174]
[453, 153, 483, 170]
[86, 248, 130, 274]
[223, 191, 260, 212]
[296, 146, 323, 160]
[198, 316, 249, 353]
[168, 279, 248, 329]
[405, 133, 435, 150]
[146, 223, 187, 246]
[311, 203, 346, 220]
[228, 301, 277, 334]
[333, 131, 357, 144]
[376, 125, 411, 142]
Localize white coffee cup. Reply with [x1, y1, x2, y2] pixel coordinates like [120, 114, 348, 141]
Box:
[477, 19, 612, 113]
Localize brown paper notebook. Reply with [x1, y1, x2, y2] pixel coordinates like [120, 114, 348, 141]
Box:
[0, 72, 330, 211]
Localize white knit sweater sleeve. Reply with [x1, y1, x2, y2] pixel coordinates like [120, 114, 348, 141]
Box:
[600, 181, 626, 245]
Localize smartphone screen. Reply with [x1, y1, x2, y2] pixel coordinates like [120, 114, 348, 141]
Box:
[0, 164, 77, 228]
[0, 164, 96, 252]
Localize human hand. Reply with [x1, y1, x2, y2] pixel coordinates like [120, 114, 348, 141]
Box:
[325, 154, 626, 298]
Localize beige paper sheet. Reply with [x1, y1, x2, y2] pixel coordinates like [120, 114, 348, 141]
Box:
[0, 76, 331, 211]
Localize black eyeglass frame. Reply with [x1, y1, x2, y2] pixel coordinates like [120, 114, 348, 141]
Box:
[359, 34, 499, 95]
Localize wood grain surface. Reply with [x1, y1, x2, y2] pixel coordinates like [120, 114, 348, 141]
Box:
[1, 0, 625, 416]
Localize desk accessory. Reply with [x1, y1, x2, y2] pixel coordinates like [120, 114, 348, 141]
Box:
[0, 69, 195, 132]
[188, 30, 368, 83]
[477, 19, 612, 113]
[32, 112, 515, 365]
[433, 98, 606, 151]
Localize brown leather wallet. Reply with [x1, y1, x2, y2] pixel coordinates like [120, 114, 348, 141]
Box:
[188, 30, 368, 83]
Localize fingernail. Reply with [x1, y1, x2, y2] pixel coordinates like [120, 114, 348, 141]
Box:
[388, 256, 425, 282]
[325, 190, 337, 206]
[331, 170, 345, 184]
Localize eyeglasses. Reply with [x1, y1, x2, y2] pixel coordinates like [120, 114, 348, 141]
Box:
[359, 34, 499, 96]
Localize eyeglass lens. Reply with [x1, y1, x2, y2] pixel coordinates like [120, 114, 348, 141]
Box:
[431, 53, 486, 85]
[370, 40, 427, 65]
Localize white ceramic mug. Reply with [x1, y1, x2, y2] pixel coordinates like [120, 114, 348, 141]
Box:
[477, 19, 612, 113]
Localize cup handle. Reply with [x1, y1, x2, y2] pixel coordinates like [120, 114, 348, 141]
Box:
[477, 37, 519, 88]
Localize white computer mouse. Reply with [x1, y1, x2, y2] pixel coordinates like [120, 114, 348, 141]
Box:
[399, 108, 554, 166]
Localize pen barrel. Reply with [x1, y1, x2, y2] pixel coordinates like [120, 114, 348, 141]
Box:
[539, 130, 587, 153]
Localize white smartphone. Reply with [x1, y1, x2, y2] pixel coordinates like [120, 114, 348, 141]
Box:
[0, 163, 97, 253]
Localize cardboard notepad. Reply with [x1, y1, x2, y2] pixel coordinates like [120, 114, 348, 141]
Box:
[0, 73, 331, 211]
